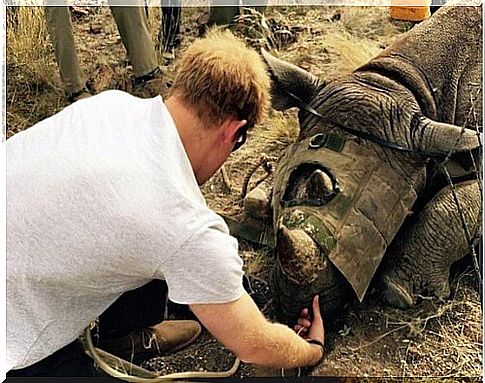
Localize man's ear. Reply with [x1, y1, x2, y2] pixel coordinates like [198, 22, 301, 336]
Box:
[223, 119, 247, 144]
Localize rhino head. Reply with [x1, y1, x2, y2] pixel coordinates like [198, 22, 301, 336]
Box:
[261, 48, 481, 323]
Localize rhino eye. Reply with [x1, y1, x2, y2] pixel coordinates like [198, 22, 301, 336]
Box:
[282, 164, 339, 207]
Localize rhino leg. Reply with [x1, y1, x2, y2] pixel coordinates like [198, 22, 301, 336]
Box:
[380, 180, 481, 309]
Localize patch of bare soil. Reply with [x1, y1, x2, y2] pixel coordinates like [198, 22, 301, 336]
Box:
[6, 5, 482, 380]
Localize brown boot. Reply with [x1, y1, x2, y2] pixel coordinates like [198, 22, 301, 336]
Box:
[97, 320, 201, 362]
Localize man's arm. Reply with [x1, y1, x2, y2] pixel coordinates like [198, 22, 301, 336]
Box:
[190, 292, 323, 368]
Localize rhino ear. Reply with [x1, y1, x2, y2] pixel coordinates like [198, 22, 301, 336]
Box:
[414, 116, 482, 155]
[261, 49, 322, 111]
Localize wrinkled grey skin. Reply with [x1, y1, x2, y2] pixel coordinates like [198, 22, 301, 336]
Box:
[263, 5, 482, 322]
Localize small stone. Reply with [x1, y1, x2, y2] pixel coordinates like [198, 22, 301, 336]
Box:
[89, 24, 102, 34]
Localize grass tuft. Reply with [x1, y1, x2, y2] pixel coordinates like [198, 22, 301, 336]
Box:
[6, 7, 55, 87]
[6, 6, 61, 138]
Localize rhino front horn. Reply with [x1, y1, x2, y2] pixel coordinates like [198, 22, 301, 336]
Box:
[414, 116, 482, 155]
[276, 225, 323, 284]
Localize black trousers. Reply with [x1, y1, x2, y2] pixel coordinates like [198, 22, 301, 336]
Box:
[160, 0, 182, 50]
[8, 280, 168, 377]
[97, 279, 168, 339]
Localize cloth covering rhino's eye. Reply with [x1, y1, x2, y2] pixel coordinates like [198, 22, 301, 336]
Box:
[281, 164, 339, 208]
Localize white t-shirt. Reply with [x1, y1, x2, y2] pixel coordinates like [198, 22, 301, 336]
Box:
[6, 90, 245, 370]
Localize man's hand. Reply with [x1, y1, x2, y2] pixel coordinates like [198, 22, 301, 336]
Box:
[293, 295, 324, 344]
[191, 292, 324, 368]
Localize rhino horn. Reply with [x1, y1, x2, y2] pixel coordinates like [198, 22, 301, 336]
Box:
[306, 169, 334, 200]
[261, 49, 322, 111]
[414, 116, 482, 155]
[277, 225, 322, 284]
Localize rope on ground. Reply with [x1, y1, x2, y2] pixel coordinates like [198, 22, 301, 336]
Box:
[83, 325, 240, 382]
[240, 154, 277, 201]
[220, 165, 233, 193]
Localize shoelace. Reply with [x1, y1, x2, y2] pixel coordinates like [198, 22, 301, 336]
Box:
[140, 328, 161, 354]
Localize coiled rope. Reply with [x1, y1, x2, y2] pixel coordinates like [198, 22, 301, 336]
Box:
[82, 325, 240, 382]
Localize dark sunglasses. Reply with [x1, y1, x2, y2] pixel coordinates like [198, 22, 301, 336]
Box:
[232, 127, 249, 152]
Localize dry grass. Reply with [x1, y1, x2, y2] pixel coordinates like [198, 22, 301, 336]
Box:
[322, 31, 382, 72]
[6, 6, 62, 138]
[316, 269, 482, 378]
[240, 242, 274, 278]
[6, 7, 54, 85]
[391, 272, 482, 377]
[254, 6, 402, 81]
[252, 111, 300, 150]
[339, 6, 402, 40]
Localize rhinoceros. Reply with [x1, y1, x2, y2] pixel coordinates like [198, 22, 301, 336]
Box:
[261, 5, 482, 322]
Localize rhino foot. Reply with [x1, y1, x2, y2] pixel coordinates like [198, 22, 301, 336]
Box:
[381, 274, 414, 309]
[380, 181, 480, 309]
[381, 263, 452, 309]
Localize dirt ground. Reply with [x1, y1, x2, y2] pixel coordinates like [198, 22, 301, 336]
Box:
[5, 5, 482, 380]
